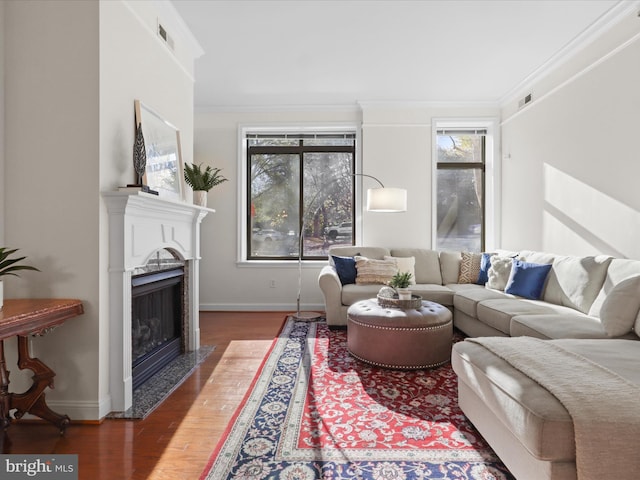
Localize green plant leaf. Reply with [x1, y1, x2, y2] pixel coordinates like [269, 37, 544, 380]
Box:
[0, 247, 40, 278]
[184, 162, 228, 192]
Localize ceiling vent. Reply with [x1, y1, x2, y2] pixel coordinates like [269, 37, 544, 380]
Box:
[518, 93, 533, 109]
[157, 21, 175, 52]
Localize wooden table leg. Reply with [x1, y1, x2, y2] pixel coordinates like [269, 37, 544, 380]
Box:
[10, 336, 70, 434]
[0, 340, 11, 432]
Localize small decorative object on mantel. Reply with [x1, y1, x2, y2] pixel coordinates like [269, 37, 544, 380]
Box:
[0, 247, 40, 309]
[126, 122, 158, 195]
[183, 162, 228, 207]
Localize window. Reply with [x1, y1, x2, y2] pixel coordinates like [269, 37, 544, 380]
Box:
[246, 130, 356, 260]
[435, 128, 486, 252]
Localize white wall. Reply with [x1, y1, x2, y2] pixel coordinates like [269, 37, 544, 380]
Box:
[500, 8, 640, 258]
[3, 0, 196, 420]
[4, 0, 101, 412]
[195, 104, 498, 311]
[98, 0, 196, 416]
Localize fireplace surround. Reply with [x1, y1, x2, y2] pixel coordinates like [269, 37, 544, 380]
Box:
[103, 191, 212, 413]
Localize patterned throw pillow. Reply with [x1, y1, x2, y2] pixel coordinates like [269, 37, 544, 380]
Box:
[458, 252, 482, 284]
[354, 256, 398, 285]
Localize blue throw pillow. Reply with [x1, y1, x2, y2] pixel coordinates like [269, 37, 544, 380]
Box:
[476, 252, 494, 285]
[332, 255, 357, 285]
[504, 260, 552, 300]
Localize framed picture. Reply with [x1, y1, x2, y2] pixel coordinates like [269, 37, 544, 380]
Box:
[134, 99, 185, 201]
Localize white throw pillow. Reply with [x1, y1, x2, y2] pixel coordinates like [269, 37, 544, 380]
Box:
[600, 275, 640, 337]
[486, 256, 514, 291]
[384, 256, 416, 285]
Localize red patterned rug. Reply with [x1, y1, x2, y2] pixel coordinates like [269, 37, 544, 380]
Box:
[201, 318, 514, 479]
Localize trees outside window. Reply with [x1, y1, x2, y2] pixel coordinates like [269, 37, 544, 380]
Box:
[247, 132, 356, 260]
[435, 129, 486, 252]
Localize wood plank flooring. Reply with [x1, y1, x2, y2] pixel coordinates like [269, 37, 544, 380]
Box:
[2, 311, 288, 480]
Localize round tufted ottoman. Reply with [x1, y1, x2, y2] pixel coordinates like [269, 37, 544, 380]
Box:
[347, 298, 453, 369]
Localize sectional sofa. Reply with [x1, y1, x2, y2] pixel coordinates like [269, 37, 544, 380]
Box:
[318, 245, 640, 479]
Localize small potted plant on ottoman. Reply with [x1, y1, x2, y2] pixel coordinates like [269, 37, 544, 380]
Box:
[389, 271, 413, 300]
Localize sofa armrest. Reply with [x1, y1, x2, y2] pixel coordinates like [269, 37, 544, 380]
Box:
[318, 265, 343, 325]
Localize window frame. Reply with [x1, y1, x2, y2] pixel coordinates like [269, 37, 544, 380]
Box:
[238, 125, 361, 264]
[431, 118, 500, 252]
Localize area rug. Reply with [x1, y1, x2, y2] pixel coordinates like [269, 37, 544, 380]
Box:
[108, 345, 215, 419]
[200, 319, 513, 479]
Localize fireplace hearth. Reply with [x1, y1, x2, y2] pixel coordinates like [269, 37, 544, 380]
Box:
[131, 267, 185, 390]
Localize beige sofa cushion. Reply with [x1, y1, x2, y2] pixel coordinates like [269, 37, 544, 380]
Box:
[589, 258, 640, 317]
[439, 250, 461, 285]
[452, 341, 575, 462]
[341, 284, 384, 306]
[542, 255, 612, 314]
[510, 314, 613, 339]
[328, 246, 389, 261]
[390, 248, 442, 284]
[409, 284, 455, 307]
[453, 338, 640, 466]
[599, 275, 640, 336]
[452, 285, 511, 318]
[476, 298, 569, 335]
[518, 250, 556, 265]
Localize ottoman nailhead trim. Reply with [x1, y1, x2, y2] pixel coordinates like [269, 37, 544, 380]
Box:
[348, 318, 452, 332]
[348, 350, 450, 370]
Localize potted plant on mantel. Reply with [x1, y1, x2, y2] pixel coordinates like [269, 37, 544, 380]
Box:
[389, 271, 413, 301]
[183, 162, 228, 207]
[0, 247, 40, 309]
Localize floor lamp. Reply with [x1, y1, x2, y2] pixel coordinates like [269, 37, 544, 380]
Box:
[292, 173, 407, 320]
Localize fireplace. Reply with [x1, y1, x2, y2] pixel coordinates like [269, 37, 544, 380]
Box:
[103, 191, 211, 414]
[131, 265, 185, 390]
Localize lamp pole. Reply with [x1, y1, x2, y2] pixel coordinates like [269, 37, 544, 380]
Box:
[292, 173, 406, 320]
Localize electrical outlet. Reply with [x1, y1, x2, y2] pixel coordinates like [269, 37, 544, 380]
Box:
[269, 279, 276, 288]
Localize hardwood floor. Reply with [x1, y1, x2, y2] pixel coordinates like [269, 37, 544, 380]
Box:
[2, 311, 288, 480]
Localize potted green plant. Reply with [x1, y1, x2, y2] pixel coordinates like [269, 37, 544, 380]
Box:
[183, 162, 228, 207]
[0, 247, 40, 309]
[389, 271, 413, 300]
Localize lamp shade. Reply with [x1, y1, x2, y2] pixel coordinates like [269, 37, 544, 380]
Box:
[366, 187, 407, 212]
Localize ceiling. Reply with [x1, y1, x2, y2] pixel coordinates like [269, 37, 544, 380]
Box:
[170, 0, 625, 110]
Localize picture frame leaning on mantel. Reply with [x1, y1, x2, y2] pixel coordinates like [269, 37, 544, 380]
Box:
[134, 99, 185, 202]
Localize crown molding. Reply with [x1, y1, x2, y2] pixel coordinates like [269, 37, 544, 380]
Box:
[357, 100, 499, 110]
[194, 103, 362, 114]
[499, 0, 640, 107]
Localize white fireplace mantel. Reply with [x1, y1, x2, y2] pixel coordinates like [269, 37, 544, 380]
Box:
[103, 191, 213, 413]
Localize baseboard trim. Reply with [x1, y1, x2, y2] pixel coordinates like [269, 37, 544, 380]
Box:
[199, 303, 325, 312]
[19, 398, 106, 423]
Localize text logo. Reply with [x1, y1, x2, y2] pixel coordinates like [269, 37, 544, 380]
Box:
[1, 455, 78, 479]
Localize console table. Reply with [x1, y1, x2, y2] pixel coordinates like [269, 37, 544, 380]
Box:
[0, 298, 84, 436]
